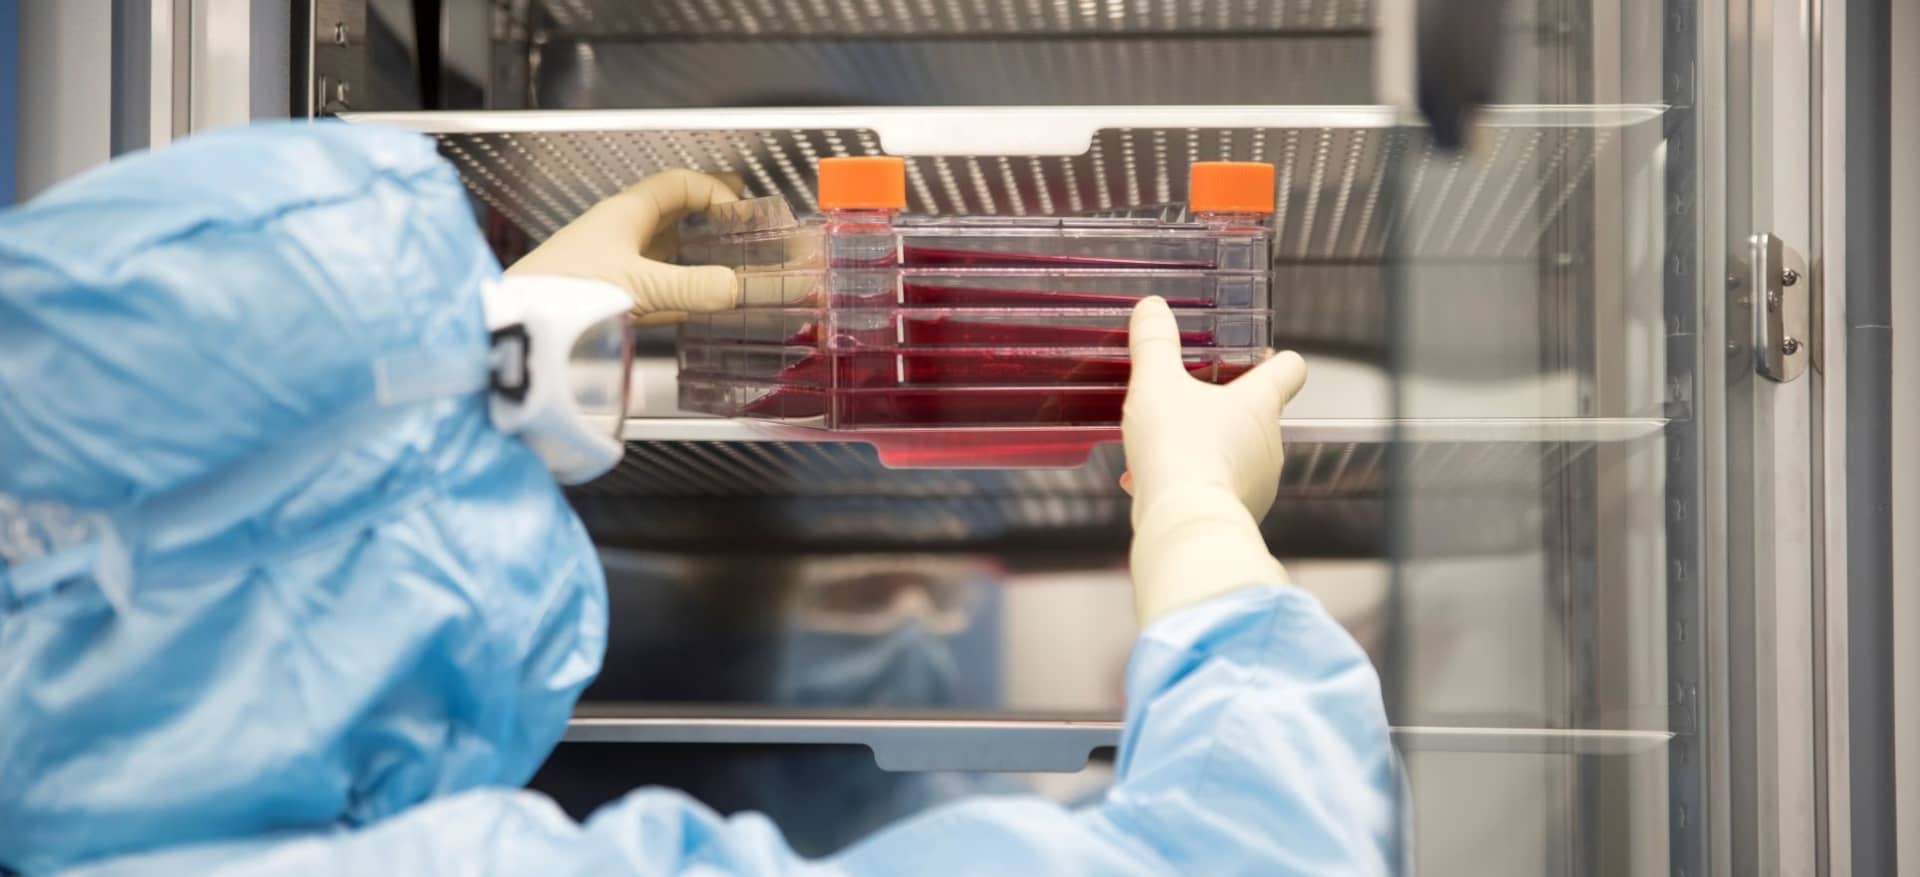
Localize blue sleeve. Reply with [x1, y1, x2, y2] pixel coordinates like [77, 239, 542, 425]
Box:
[558, 584, 1400, 876]
[60, 585, 1398, 877]
[581, 584, 1401, 876]
[822, 584, 1402, 876]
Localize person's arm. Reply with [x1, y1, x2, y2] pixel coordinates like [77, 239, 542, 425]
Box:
[577, 298, 1401, 875]
[564, 587, 1398, 877]
[828, 586, 1396, 876]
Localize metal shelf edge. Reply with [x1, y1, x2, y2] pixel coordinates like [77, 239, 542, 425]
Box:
[562, 716, 1675, 763]
[565, 716, 1121, 772]
[618, 416, 1670, 445]
[1391, 726, 1676, 756]
[341, 104, 1668, 155]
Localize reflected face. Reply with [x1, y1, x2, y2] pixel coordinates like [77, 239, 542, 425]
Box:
[775, 564, 994, 710]
[790, 569, 982, 636]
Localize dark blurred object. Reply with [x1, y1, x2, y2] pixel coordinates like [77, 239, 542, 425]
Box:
[585, 552, 797, 704]
[351, 0, 487, 112]
[1417, 0, 1512, 150]
[531, 743, 1036, 856]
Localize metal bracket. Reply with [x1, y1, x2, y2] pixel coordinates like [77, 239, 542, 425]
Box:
[1749, 233, 1812, 382]
[307, 0, 367, 115]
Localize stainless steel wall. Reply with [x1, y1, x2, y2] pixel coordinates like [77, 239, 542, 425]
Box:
[2, 0, 17, 204]
[15, 0, 112, 200]
[1893, 0, 1918, 870]
[12, 0, 288, 201]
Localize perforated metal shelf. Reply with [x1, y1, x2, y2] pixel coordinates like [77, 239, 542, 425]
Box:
[613, 416, 1666, 446]
[534, 34, 1375, 109]
[564, 418, 1660, 553]
[347, 105, 1665, 262]
[531, 0, 1378, 37]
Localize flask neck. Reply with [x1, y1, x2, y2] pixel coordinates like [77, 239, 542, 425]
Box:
[1193, 210, 1270, 229]
[826, 208, 898, 225]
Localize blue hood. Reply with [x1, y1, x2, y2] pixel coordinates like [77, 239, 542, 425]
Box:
[0, 122, 606, 875]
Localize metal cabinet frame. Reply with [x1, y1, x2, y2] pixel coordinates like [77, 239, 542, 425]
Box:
[75, 0, 1900, 872]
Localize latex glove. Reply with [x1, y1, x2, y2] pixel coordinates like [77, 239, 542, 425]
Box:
[1122, 296, 1309, 625]
[506, 169, 742, 326]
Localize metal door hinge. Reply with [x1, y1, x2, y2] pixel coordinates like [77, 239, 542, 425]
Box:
[309, 0, 366, 115]
[1748, 233, 1812, 382]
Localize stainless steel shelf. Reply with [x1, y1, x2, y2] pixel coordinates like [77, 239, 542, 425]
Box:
[580, 419, 1658, 511]
[346, 105, 1664, 260]
[560, 714, 1675, 771]
[565, 714, 1120, 772]
[532, 35, 1376, 110]
[1391, 726, 1675, 756]
[565, 418, 1659, 553]
[615, 416, 1667, 446]
[532, 0, 1378, 37]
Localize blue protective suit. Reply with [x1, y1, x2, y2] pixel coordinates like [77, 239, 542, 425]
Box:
[0, 123, 1401, 876]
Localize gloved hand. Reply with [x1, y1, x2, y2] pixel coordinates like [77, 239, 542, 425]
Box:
[1122, 296, 1308, 625]
[506, 169, 743, 325]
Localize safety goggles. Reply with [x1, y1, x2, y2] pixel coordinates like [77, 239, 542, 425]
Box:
[789, 557, 995, 635]
[481, 276, 633, 485]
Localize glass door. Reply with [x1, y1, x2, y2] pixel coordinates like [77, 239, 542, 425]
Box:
[1383, 0, 1841, 873]
[1383, 0, 1706, 874]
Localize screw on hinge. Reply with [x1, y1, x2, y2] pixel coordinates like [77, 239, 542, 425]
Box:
[1781, 268, 1799, 287]
[1781, 337, 1802, 355]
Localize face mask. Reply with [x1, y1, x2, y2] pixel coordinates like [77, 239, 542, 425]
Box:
[774, 619, 961, 708]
